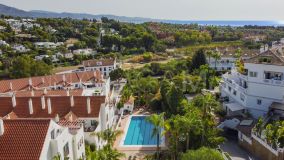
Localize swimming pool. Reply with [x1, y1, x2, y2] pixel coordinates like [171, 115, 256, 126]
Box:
[123, 116, 163, 146]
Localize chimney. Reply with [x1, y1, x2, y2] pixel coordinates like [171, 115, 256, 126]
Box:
[47, 98, 52, 114]
[41, 96, 45, 109]
[62, 74, 66, 82]
[55, 114, 60, 122]
[0, 119, 4, 136]
[9, 82, 13, 91]
[43, 88, 47, 95]
[87, 97, 91, 114]
[12, 94, 16, 107]
[28, 78, 32, 86]
[41, 77, 45, 84]
[28, 98, 33, 115]
[70, 95, 74, 107]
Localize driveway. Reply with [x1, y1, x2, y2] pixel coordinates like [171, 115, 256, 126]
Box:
[220, 139, 259, 160]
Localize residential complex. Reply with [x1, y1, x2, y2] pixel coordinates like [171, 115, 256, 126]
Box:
[0, 70, 120, 159]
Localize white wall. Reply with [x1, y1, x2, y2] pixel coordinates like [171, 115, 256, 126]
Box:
[39, 120, 85, 160]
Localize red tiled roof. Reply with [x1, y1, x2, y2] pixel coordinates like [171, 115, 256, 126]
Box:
[0, 119, 50, 160]
[0, 71, 102, 93]
[15, 89, 83, 97]
[0, 97, 13, 118]
[0, 96, 105, 119]
[83, 58, 115, 67]
[58, 119, 84, 129]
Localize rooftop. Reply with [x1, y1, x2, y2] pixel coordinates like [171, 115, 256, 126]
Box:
[0, 119, 50, 160]
[0, 70, 102, 93]
[244, 49, 284, 66]
[83, 58, 115, 67]
[0, 96, 106, 119]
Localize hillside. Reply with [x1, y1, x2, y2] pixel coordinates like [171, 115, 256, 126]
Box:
[0, 3, 158, 23]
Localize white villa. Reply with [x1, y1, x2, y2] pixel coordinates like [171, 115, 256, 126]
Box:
[34, 42, 64, 49]
[73, 49, 95, 56]
[0, 119, 85, 160]
[82, 58, 118, 77]
[220, 48, 284, 118]
[12, 44, 30, 53]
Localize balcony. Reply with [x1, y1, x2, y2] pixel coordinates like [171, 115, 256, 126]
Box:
[222, 74, 247, 94]
[263, 79, 284, 86]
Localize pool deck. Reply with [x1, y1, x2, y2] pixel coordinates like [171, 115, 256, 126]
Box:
[113, 108, 168, 160]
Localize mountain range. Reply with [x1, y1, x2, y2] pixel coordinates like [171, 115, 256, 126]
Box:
[0, 3, 282, 26]
[0, 3, 160, 23]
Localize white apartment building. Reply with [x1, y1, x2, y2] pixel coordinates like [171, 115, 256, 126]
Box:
[34, 42, 64, 49]
[12, 44, 30, 53]
[0, 119, 85, 160]
[220, 49, 284, 118]
[0, 94, 116, 149]
[82, 58, 118, 77]
[73, 49, 95, 56]
[0, 40, 9, 47]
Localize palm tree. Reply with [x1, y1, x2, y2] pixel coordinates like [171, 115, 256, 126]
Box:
[212, 51, 221, 70]
[93, 128, 123, 146]
[235, 48, 243, 59]
[89, 129, 125, 160]
[206, 50, 214, 65]
[146, 113, 165, 160]
[194, 94, 219, 144]
[182, 108, 203, 150]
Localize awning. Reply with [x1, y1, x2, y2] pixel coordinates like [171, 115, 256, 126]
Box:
[225, 103, 245, 112]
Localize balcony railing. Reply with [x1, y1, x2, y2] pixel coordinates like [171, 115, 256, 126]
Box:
[223, 76, 247, 94]
[263, 79, 284, 86]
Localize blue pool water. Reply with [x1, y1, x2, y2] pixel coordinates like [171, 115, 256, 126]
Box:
[124, 116, 162, 145]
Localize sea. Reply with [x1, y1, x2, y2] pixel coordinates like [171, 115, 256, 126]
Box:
[158, 20, 284, 27]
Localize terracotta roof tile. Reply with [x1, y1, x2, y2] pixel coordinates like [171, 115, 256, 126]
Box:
[0, 119, 50, 160]
[83, 58, 115, 67]
[0, 97, 13, 118]
[0, 71, 102, 93]
[15, 89, 83, 97]
[0, 96, 105, 119]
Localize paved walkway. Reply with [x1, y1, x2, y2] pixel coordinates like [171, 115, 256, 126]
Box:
[220, 140, 259, 160]
[113, 109, 166, 160]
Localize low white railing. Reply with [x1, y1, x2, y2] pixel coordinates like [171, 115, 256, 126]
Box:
[263, 79, 284, 86]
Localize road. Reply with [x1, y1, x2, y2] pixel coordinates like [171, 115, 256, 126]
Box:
[220, 139, 259, 160]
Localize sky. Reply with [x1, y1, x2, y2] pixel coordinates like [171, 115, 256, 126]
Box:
[0, 0, 284, 21]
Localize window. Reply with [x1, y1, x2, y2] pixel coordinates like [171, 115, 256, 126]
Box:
[63, 143, 69, 157]
[240, 94, 245, 101]
[51, 129, 55, 139]
[233, 90, 237, 96]
[249, 71, 257, 77]
[228, 87, 232, 92]
[257, 99, 262, 105]
[91, 120, 96, 126]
